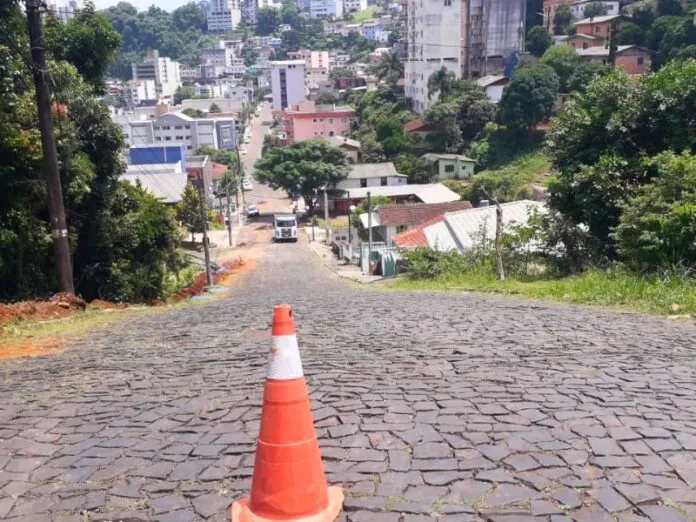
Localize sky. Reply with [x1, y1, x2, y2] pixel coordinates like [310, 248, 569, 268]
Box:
[92, 0, 193, 12]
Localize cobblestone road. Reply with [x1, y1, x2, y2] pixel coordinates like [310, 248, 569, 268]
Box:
[2, 239, 696, 522]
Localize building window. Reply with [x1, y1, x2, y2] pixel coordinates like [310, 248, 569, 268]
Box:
[165, 136, 171, 141]
[175, 135, 183, 140]
[155, 137, 162, 141]
[187, 145, 193, 150]
[329, 131, 335, 136]
[380, 177, 388, 186]
[445, 164, 455, 173]
[174, 125, 183, 129]
[329, 118, 334, 124]
[313, 118, 318, 122]
[637, 56, 644, 65]
[360, 179, 367, 188]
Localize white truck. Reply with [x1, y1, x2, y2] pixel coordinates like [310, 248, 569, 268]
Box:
[273, 214, 298, 242]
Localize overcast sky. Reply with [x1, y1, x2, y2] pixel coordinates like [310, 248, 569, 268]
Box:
[92, 0, 192, 12]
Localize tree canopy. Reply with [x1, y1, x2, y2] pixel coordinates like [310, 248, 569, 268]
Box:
[526, 26, 553, 58]
[540, 44, 580, 93]
[499, 64, 559, 132]
[254, 141, 350, 212]
[373, 50, 404, 85]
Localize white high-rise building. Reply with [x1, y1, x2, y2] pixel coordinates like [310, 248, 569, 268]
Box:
[310, 0, 343, 18]
[126, 79, 157, 107]
[405, 0, 525, 113]
[131, 50, 182, 101]
[207, 0, 242, 33]
[344, 0, 367, 14]
[47, 0, 79, 22]
[271, 60, 306, 111]
[241, 0, 257, 24]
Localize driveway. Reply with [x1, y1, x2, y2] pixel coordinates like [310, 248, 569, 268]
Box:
[2, 236, 696, 522]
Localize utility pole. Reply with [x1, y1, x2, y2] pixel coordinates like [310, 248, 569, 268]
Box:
[323, 188, 331, 243]
[226, 189, 234, 247]
[367, 190, 373, 261]
[198, 186, 213, 287]
[26, 0, 74, 294]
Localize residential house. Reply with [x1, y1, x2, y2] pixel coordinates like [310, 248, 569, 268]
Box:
[288, 50, 330, 71]
[335, 183, 461, 212]
[573, 14, 625, 41]
[328, 136, 361, 163]
[393, 200, 547, 251]
[280, 101, 355, 143]
[181, 98, 244, 114]
[404, 119, 435, 150]
[474, 75, 509, 103]
[569, 0, 619, 19]
[344, 0, 367, 13]
[359, 201, 472, 245]
[422, 153, 476, 180]
[335, 162, 407, 190]
[121, 162, 187, 205]
[565, 32, 604, 50]
[310, 0, 343, 18]
[335, 77, 367, 90]
[203, 43, 235, 68]
[576, 45, 651, 75]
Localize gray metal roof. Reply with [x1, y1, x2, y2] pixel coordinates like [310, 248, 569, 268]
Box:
[121, 168, 188, 204]
[346, 162, 405, 180]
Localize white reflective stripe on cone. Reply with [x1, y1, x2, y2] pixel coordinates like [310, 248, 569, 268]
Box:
[267, 334, 304, 380]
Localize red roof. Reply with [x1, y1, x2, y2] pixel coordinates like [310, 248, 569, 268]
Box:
[377, 201, 472, 227]
[404, 119, 436, 133]
[393, 215, 446, 249]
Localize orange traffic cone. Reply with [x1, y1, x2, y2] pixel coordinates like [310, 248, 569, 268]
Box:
[230, 304, 344, 522]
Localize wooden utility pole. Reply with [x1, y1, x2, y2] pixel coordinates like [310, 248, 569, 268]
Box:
[26, 0, 74, 294]
[198, 186, 213, 287]
[323, 189, 331, 243]
[494, 204, 505, 281]
[226, 190, 234, 247]
[367, 190, 373, 256]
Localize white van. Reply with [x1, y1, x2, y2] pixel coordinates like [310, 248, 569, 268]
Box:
[273, 214, 298, 242]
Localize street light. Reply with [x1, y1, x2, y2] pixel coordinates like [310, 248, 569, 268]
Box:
[348, 204, 356, 245]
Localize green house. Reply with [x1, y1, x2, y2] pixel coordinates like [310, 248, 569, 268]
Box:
[422, 153, 476, 180]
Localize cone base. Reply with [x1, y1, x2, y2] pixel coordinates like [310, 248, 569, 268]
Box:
[230, 486, 344, 522]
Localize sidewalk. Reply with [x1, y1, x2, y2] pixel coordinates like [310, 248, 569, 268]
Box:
[304, 228, 390, 285]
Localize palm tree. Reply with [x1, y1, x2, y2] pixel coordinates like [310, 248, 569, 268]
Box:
[427, 67, 456, 100]
[374, 51, 404, 85]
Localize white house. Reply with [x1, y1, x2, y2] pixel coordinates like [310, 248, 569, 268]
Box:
[335, 163, 407, 190]
[569, 0, 619, 19]
[475, 74, 509, 103]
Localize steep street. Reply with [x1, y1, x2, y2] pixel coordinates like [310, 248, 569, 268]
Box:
[2, 224, 696, 521]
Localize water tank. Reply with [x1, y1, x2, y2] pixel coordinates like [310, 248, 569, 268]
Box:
[479, 200, 490, 208]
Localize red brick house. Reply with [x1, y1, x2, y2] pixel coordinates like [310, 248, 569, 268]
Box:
[576, 45, 651, 75]
[573, 14, 625, 41]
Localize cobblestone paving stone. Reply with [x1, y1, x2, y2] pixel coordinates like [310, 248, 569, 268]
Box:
[2, 240, 696, 521]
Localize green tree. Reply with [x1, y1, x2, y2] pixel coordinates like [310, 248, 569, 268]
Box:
[423, 100, 463, 152]
[583, 2, 608, 18]
[172, 2, 207, 32]
[45, 1, 121, 92]
[350, 195, 392, 233]
[182, 107, 205, 117]
[553, 4, 573, 35]
[526, 26, 553, 57]
[256, 7, 281, 36]
[177, 183, 204, 242]
[540, 44, 580, 92]
[374, 50, 404, 85]
[209, 102, 222, 113]
[615, 151, 696, 269]
[499, 64, 559, 132]
[619, 22, 647, 46]
[566, 60, 608, 92]
[174, 86, 195, 104]
[427, 67, 456, 100]
[281, 29, 301, 51]
[254, 140, 350, 213]
[647, 16, 696, 69]
[657, 0, 684, 16]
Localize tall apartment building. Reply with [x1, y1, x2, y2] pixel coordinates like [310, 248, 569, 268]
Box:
[47, 0, 79, 22]
[310, 0, 344, 18]
[131, 50, 182, 101]
[207, 0, 242, 33]
[405, 0, 526, 113]
[288, 49, 330, 71]
[344, 0, 367, 13]
[126, 79, 157, 107]
[271, 60, 306, 111]
[241, 0, 257, 24]
[202, 42, 235, 67]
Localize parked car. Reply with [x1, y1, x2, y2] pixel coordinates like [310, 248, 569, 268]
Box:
[240, 148, 248, 155]
[242, 179, 253, 191]
[246, 204, 259, 218]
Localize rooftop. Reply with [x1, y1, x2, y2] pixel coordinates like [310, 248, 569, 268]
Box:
[475, 74, 508, 88]
[346, 162, 404, 180]
[271, 60, 306, 66]
[393, 215, 446, 249]
[576, 45, 646, 57]
[186, 155, 209, 169]
[121, 167, 187, 204]
[404, 119, 436, 133]
[345, 183, 461, 204]
[329, 136, 361, 149]
[376, 201, 473, 227]
[573, 14, 625, 25]
[422, 153, 476, 163]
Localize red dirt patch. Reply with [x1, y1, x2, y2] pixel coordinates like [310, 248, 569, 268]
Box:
[0, 339, 65, 360]
[173, 258, 246, 301]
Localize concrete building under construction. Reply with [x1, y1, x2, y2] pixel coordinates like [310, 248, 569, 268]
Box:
[405, 0, 526, 113]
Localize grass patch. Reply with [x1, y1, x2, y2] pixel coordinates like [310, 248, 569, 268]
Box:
[352, 7, 381, 22]
[392, 266, 696, 316]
